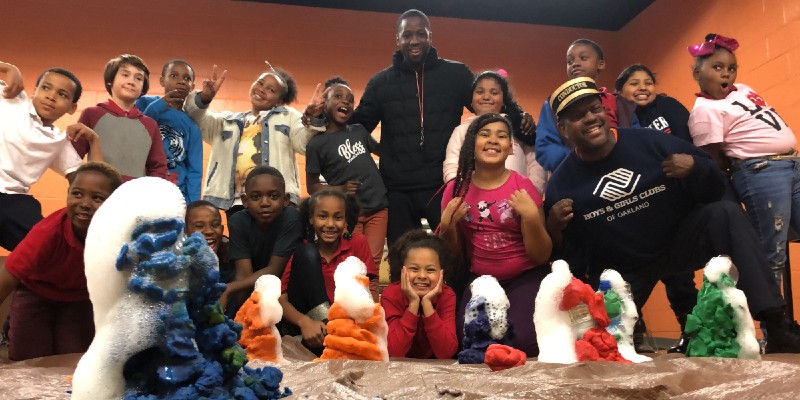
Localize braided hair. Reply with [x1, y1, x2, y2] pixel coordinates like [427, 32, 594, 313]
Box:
[451, 113, 513, 200]
[298, 189, 361, 242]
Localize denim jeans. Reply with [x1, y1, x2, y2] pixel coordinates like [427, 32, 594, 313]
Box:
[731, 158, 800, 285]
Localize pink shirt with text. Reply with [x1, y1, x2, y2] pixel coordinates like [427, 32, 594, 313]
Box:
[442, 170, 543, 281]
[689, 83, 796, 159]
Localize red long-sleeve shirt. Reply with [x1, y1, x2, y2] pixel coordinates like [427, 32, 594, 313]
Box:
[380, 281, 458, 359]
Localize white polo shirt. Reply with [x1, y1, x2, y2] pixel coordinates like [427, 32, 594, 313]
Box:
[0, 82, 82, 194]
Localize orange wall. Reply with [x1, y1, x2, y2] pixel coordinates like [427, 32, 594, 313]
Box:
[3, 0, 800, 338]
[0, 0, 615, 248]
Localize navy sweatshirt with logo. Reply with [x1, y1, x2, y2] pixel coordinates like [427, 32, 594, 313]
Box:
[544, 128, 725, 274]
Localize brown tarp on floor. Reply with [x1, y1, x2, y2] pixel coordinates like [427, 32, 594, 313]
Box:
[2, 337, 800, 399]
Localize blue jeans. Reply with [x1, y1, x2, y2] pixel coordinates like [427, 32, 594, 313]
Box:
[731, 158, 800, 285]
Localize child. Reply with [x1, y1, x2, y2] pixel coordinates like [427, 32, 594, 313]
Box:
[222, 166, 303, 316]
[535, 39, 622, 173]
[615, 64, 692, 142]
[444, 70, 546, 193]
[136, 59, 203, 204]
[72, 54, 168, 181]
[1, 62, 101, 251]
[0, 162, 122, 361]
[184, 65, 315, 217]
[278, 190, 379, 352]
[184, 200, 234, 291]
[440, 113, 552, 357]
[615, 63, 699, 354]
[305, 76, 388, 268]
[381, 229, 457, 359]
[688, 33, 798, 290]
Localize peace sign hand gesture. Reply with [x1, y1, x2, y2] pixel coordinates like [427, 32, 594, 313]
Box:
[199, 65, 228, 104]
[304, 83, 331, 119]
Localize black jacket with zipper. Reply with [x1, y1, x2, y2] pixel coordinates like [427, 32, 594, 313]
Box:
[351, 47, 473, 191]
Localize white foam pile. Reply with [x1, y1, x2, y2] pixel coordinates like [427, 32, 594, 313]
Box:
[72, 177, 187, 399]
[534, 260, 578, 363]
[254, 274, 284, 362]
[465, 275, 510, 340]
[599, 269, 651, 363]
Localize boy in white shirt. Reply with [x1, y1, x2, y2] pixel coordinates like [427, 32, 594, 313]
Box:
[0, 61, 100, 251]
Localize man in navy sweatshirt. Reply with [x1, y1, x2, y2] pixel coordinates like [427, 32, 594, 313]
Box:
[544, 77, 800, 354]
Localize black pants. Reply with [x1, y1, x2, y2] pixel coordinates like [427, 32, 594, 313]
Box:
[590, 201, 784, 320]
[386, 188, 443, 280]
[279, 243, 329, 355]
[0, 193, 42, 251]
[279, 243, 329, 336]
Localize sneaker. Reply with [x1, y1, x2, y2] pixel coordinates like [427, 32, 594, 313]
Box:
[667, 333, 690, 354]
[764, 317, 800, 354]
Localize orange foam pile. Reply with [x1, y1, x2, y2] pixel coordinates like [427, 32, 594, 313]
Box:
[235, 291, 280, 362]
[316, 302, 385, 361]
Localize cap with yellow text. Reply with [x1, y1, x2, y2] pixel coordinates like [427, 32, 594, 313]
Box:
[549, 77, 601, 116]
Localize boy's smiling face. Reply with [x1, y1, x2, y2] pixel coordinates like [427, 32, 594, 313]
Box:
[31, 72, 77, 126]
[241, 174, 288, 227]
[110, 63, 146, 104]
[67, 170, 115, 240]
[186, 205, 224, 252]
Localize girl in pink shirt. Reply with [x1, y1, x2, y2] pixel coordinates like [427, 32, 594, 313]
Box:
[439, 113, 552, 356]
[688, 33, 798, 286]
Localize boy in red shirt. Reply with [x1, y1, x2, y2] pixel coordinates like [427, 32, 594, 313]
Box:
[0, 162, 122, 360]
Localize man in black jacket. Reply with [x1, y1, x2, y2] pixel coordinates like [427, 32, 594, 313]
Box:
[349, 9, 473, 247]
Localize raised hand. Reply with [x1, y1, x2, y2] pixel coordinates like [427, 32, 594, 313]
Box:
[546, 198, 574, 236]
[520, 112, 537, 137]
[508, 189, 541, 221]
[199, 65, 228, 104]
[440, 197, 468, 232]
[304, 83, 332, 118]
[1, 62, 24, 99]
[164, 88, 188, 109]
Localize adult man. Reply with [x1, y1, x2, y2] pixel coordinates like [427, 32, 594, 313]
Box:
[544, 77, 800, 353]
[350, 9, 533, 247]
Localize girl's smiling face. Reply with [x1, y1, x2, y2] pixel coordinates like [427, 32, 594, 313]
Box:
[620, 70, 656, 107]
[404, 247, 442, 297]
[471, 77, 504, 116]
[474, 121, 512, 167]
[311, 195, 346, 247]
